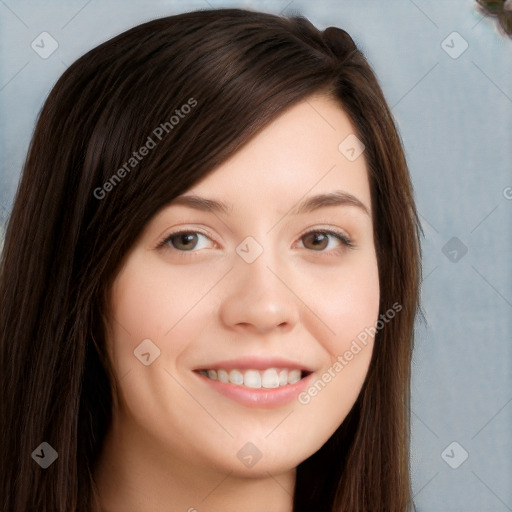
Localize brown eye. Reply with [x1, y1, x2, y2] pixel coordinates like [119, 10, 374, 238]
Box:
[164, 231, 208, 251]
[303, 231, 329, 251]
[300, 230, 353, 253]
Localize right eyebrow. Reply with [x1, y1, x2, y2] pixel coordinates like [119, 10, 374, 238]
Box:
[167, 194, 232, 215]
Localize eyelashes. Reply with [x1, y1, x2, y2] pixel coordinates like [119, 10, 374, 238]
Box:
[156, 228, 355, 257]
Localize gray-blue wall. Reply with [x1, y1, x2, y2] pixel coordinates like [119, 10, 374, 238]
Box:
[1, 1, 511, 510]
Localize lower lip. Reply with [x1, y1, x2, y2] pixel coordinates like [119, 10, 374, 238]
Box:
[195, 371, 314, 408]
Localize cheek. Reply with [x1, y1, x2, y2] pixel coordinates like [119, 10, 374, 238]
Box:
[107, 252, 216, 353]
[298, 250, 380, 356]
[104, 256, 220, 452]
[105, 252, 228, 411]
[105, 261, 179, 384]
[292, 254, 380, 440]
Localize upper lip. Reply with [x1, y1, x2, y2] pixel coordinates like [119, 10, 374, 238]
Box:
[194, 357, 314, 372]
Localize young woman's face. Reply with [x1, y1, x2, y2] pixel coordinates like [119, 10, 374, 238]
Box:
[106, 94, 380, 477]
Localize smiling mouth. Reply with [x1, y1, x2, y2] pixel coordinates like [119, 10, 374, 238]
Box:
[197, 368, 311, 389]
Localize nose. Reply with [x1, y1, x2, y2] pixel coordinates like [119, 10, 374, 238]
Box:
[218, 247, 300, 335]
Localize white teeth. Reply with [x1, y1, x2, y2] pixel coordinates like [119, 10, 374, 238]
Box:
[201, 367, 306, 388]
[262, 368, 279, 388]
[288, 369, 301, 384]
[217, 369, 229, 383]
[243, 370, 261, 388]
[228, 369, 243, 385]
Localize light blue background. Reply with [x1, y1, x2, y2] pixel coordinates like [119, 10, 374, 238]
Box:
[1, 1, 511, 510]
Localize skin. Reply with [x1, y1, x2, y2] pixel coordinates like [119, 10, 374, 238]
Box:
[94, 94, 380, 512]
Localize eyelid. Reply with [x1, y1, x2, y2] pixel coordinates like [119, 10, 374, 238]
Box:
[156, 226, 218, 250]
[299, 223, 352, 241]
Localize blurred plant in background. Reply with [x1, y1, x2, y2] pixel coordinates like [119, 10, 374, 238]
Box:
[477, 0, 512, 36]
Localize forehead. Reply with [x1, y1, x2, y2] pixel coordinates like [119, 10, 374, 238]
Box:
[178, 95, 371, 217]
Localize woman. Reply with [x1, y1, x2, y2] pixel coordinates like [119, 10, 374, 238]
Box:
[0, 8, 421, 512]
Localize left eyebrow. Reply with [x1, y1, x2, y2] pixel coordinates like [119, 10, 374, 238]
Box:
[168, 190, 370, 217]
[289, 190, 370, 217]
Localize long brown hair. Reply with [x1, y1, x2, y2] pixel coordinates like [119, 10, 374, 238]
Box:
[0, 8, 421, 511]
